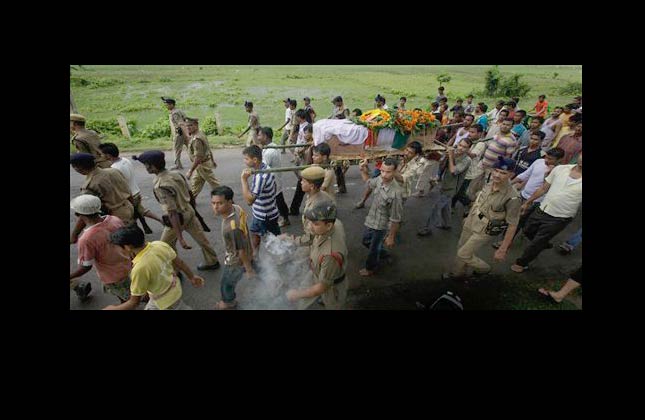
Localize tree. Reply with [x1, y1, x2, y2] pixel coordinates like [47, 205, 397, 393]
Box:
[436, 73, 452, 87]
[484, 65, 501, 96]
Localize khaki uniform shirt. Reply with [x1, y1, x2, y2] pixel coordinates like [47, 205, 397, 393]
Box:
[321, 167, 336, 198]
[188, 131, 214, 168]
[153, 170, 194, 219]
[71, 128, 111, 168]
[364, 177, 404, 231]
[81, 167, 132, 212]
[298, 219, 348, 310]
[464, 179, 521, 234]
[295, 190, 335, 246]
[169, 109, 187, 140]
[398, 155, 428, 198]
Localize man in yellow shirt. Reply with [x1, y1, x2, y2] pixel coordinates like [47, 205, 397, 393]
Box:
[103, 225, 205, 310]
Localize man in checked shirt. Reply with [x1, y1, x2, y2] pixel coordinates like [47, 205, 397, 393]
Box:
[357, 157, 404, 277]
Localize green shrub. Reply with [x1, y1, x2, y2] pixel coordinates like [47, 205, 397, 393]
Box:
[483, 66, 531, 98]
[497, 74, 531, 98]
[201, 117, 219, 136]
[139, 117, 171, 140]
[86, 119, 121, 136]
[70, 77, 123, 89]
[558, 81, 582, 96]
[70, 77, 90, 87]
[87, 118, 138, 137]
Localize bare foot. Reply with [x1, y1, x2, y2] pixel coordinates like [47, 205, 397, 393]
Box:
[215, 300, 238, 310]
[538, 288, 563, 303]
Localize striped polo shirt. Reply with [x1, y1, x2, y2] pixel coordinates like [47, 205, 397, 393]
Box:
[482, 134, 517, 168]
[251, 162, 279, 220]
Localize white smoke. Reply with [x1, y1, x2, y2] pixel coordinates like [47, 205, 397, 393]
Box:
[239, 234, 313, 310]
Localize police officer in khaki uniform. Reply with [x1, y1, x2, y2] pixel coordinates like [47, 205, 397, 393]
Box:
[238, 101, 260, 147]
[70, 153, 135, 244]
[132, 150, 220, 271]
[282, 165, 335, 247]
[442, 156, 521, 280]
[162, 97, 188, 170]
[184, 117, 220, 198]
[70, 114, 111, 168]
[286, 202, 348, 310]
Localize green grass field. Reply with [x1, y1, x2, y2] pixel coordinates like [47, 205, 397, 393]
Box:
[71, 65, 582, 152]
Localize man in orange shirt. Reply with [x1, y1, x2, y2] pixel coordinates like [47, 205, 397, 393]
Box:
[529, 95, 549, 119]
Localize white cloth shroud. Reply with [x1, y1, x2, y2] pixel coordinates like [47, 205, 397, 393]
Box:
[312, 119, 369, 146]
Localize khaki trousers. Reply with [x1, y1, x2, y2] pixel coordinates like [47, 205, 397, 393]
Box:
[160, 212, 219, 265]
[110, 201, 135, 225]
[190, 164, 220, 198]
[453, 224, 493, 276]
[174, 134, 187, 168]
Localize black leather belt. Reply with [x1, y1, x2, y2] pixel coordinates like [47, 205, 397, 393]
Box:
[333, 274, 346, 285]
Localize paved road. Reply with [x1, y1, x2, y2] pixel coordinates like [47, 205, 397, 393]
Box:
[70, 148, 582, 310]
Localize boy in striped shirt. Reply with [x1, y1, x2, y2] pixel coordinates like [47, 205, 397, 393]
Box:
[241, 145, 281, 253]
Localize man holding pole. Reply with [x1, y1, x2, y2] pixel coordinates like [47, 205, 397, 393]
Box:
[241, 145, 281, 254]
[259, 126, 291, 227]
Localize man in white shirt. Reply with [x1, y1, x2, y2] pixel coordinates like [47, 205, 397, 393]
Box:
[485, 109, 509, 139]
[98, 143, 163, 233]
[486, 100, 505, 129]
[511, 151, 582, 273]
[277, 98, 296, 154]
[258, 127, 291, 227]
[492, 147, 565, 249]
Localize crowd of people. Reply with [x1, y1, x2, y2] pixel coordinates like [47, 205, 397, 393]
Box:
[69, 89, 582, 310]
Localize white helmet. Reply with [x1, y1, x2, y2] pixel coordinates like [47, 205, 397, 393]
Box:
[70, 194, 101, 215]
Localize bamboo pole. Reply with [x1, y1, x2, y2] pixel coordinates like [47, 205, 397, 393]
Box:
[250, 164, 332, 174]
[262, 144, 305, 149]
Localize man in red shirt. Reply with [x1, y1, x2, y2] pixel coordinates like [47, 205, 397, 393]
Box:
[70, 194, 133, 303]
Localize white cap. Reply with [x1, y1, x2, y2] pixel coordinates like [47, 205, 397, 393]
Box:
[70, 195, 102, 215]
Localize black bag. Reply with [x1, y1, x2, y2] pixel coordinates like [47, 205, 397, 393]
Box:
[429, 291, 464, 310]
